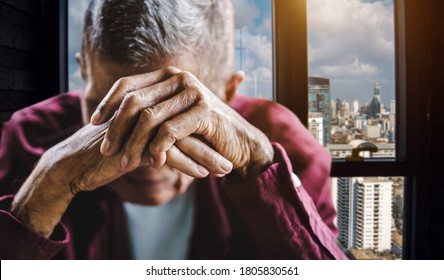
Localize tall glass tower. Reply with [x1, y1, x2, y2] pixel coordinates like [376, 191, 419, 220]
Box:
[368, 82, 382, 119]
[308, 77, 331, 146]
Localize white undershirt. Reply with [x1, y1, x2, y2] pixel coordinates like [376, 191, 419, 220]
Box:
[123, 185, 195, 260]
[122, 173, 301, 259]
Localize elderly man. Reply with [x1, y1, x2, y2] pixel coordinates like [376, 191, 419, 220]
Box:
[0, 0, 346, 259]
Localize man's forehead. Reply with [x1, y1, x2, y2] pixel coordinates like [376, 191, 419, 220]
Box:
[86, 52, 196, 84]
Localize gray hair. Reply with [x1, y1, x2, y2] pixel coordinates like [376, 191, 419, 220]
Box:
[83, 0, 235, 95]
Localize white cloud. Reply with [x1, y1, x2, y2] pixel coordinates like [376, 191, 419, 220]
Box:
[255, 16, 272, 40]
[232, 0, 260, 28]
[232, 0, 273, 99]
[244, 30, 272, 68]
[308, 0, 394, 64]
[68, 0, 90, 53]
[319, 56, 380, 77]
[236, 26, 273, 99]
[255, 66, 273, 80]
[308, 0, 395, 104]
[68, 69, 84, 90]
[68, 0, 90, 91]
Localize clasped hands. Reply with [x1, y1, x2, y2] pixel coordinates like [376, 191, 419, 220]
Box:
[54, 67, 274, 193]
[10, 67, 275, 237]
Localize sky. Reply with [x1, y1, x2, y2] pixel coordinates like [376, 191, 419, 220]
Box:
[307, 0, 395, 106]
[233, 0, 273, 99]
[67, 0, 89, 91]
[68, 0, 395, 107]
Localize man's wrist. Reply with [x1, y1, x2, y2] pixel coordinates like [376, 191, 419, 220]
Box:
[10, 159, 75, 238]
[245, 140, 274, 178]
[230, 135, 274, 180]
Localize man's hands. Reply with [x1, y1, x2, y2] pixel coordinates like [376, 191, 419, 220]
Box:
[10, 66, 274, 238]
[91, 67, 274, 178]
[10, 122, 123, 237]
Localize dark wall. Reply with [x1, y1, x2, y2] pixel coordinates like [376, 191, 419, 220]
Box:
[0, 0, 66, 124]
[402, 0, 444, 260]
[427, 0, 444, 260]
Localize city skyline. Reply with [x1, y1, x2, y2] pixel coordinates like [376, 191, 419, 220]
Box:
[309, 77, 331, 146]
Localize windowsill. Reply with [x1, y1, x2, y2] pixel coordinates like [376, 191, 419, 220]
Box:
[330, 159, 410, 177]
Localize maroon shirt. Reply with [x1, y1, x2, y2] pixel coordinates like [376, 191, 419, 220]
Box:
[0, 91, 346, 259]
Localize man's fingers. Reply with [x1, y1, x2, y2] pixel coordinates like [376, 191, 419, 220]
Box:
[98, 71, 203, 157]
[165, 145, 209, 178]
[100, 84, 180, 156]
[119, 87, 200, 167]
[149, 104, 212, 168]
[100, 93, 141, 155]
[175, 137, 233, 175]
[91, 66, 181, 125]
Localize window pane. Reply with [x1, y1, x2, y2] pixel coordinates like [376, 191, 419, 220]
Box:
[307, 0, 396, 158]
[68, 0, 89, 91]
[233, 0, 273, 100]
[332, 176, 404, 259]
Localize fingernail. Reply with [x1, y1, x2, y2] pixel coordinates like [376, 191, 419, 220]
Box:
[90, 110, 101, 124]
[197, 165, 209, 177]
[149, 156, 155, 166]
[220, 159, 233, 173]
[121, 155, 129, 170]
[101, 138, 111, 155]
[214, 173, 226, 178]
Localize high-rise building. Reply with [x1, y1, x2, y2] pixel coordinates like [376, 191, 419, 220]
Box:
[368, 83, 382, 119]
[389, 113, 396, 129]
[337, 177, 393, 252]
[390, 99, 396, 114]
[337, 177, 355, 249]
[336, 98, 342, 118]
[308, 112, 324, 145]
[341, 100, 351, 119]
[355, 115, 367, 130]
[331, 177, 338, 226]
[374, 82, 381, 101]
[331, 100, 337, 119]
[352, 99, 359, 114]
[308, 77, 331, 146]
[354, 177, 392, 251]
[365, 124, 381, 139]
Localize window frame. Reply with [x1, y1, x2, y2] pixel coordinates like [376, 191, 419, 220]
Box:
[59, 0, 68, 93]
[273, 0, 424, 259]
[41, 0, 68, 96]
[274, 0, 408, 176]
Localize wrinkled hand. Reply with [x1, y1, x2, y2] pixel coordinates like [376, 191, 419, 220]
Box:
[41, 122, 126, 194]
[91, 67, 274, 178]
[44, 121, 231, 194]
[11, 110, 229, 237]
[11, 122, 120, 237]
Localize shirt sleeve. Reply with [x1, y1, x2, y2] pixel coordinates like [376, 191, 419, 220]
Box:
[220, 143, 348, 259]
[0, 97, 81, 259]
[231, 96, 337, 234]
[0, 195, 70, 259]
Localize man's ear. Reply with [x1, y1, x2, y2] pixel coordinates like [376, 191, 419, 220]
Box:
[76, 52, 87, 82]
[225, 71, 244, 104]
